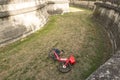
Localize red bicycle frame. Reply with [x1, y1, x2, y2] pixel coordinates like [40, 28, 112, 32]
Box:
[49, 48, 76, 73]
[53, 51, 75, 66]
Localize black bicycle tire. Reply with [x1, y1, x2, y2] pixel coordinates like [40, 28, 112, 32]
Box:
[58, 62, 72, 73]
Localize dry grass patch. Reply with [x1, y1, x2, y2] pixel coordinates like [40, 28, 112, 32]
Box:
[0, 7, 112, 80]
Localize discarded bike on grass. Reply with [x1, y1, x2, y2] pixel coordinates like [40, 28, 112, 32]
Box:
[49, 48, 76, 73]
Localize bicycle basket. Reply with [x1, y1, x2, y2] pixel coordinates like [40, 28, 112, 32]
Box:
[69, 55, 76, 65]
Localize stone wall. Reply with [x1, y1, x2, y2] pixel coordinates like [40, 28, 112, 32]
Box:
[0, 0, 69, 46]
[70, 1, 95, 9]
[87, 2, 120, 80]
[47, 0, 69, 14]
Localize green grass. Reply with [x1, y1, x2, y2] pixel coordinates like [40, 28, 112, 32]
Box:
[0, 7, 112, 80]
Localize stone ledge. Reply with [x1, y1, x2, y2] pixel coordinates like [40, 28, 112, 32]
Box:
[0, 0, 69, 5]
[0, 3, 46, 18]
[95, 2, 120, 13]
[48, 1, 69, 4]
[70, 1, 95, 9]
[0, 0, 69, 18]
[87, 51, 120, 80]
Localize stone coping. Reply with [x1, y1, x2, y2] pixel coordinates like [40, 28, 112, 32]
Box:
[0, 0, 69, 18]
[0, 3, 46, 18]
[87, 51, 120, 80]
[0, 0, 69, 5]
[95, 2, 120, 13]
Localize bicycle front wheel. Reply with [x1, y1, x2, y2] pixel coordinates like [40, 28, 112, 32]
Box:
[48, 49, 56, 61]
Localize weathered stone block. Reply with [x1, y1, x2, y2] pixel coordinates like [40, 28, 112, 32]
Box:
[0, 0, 69, 46]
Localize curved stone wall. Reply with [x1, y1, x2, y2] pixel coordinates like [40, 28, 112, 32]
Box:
[0, 0, 69, 46]
[87, 2, 120, 80]
[47, 0, 69, 14]
[93, 2, 120, 52]
[70, 0, 95, 9]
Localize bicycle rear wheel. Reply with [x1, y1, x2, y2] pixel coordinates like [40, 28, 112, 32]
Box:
[58, 62, 72, 73]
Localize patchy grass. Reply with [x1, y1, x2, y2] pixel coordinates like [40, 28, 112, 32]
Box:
[0, 7, 112, 80]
